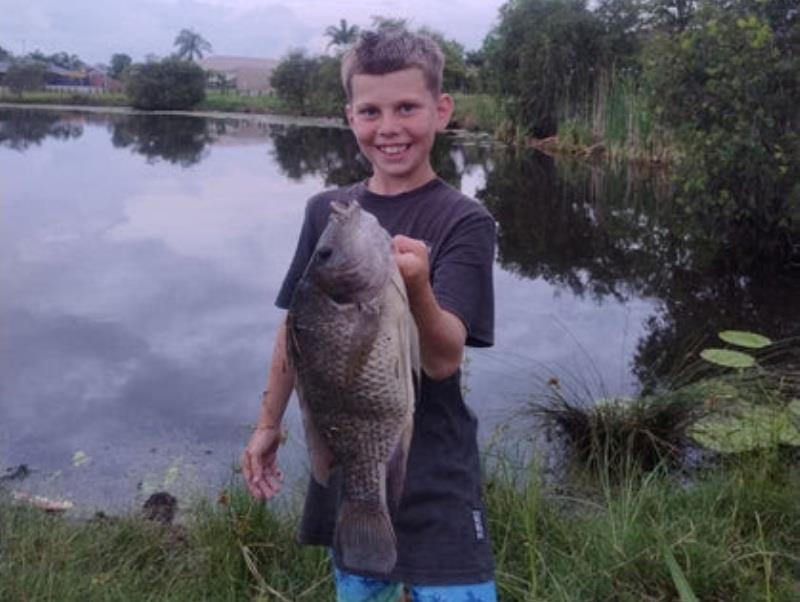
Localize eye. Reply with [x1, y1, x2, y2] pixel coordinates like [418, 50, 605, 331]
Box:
[316, 246, 333, 262]
[357, 106, 378, 118]
[399, 103, 417, 115]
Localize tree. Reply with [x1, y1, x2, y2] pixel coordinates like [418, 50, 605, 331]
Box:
[486, 0, 607, 137]
[325, 19, 360, 49]
[418, 27, 470, 92]
[109, 53, 133, 80]
[46, 51, 84, 70]
[125, 58, 206, 110]
[0, 45, 12, 61]
[644, 0, 800, 265]
[5, 62, 48, 95]
[270, 51, 316, 113]
[173, 29, 212, 62]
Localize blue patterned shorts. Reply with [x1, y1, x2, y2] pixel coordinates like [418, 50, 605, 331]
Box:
[333, 565, 498, 602]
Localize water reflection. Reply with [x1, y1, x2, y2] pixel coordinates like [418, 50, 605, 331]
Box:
[477, 149, 800, 389]
[108, 114, 215, 167]
[0, 109, 84, 150]
[1, 108, 797, 511]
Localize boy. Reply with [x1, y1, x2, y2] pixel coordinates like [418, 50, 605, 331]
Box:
[241, 27, 497, 601]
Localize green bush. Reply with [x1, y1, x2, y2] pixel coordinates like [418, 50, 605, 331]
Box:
[125, 58, 206, 110]
[270, 51, 346, 116]
[5, 62, 48, 95]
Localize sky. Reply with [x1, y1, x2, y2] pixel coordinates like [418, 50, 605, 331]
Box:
[1, 0, 507, 66]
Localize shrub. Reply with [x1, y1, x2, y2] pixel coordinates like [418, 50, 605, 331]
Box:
[5, 62, 48, 95]
[125, 58, 206, 110]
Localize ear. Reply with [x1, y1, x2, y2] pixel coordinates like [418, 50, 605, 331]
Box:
[345, 104, 355, 128]
[435, 94, 454, 131]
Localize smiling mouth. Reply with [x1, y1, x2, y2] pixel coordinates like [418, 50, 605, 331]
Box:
[377, 144, 411, 156]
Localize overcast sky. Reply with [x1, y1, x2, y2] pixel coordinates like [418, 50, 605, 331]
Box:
[1, 0, 507, 65]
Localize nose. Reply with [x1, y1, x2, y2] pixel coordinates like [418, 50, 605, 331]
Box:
[376, 114, 400, 138]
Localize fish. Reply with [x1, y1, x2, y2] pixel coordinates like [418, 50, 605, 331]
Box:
[287, 199, 418, 575]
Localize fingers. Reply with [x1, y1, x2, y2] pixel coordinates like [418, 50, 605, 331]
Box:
[392, 234, 427, 256]
[242, 447, 284, 500]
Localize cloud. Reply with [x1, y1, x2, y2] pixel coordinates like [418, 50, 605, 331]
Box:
[0, 0, 504, 65]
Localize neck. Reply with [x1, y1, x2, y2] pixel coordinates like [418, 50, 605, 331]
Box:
[367, 166, 437, 196]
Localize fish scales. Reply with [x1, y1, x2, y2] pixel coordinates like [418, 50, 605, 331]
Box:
[287, 199, 418, 575]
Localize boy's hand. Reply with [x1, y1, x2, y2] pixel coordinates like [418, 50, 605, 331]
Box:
[392, 235, 430, 292]
[241, 426, 284, 500]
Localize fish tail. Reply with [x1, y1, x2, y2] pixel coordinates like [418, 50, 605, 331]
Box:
[335, 498, 397, 574]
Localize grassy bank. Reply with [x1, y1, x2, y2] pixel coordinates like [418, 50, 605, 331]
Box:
[1, 90, 504, 136]
[2, 450, 798, 601]
[0, 91, 129, 107]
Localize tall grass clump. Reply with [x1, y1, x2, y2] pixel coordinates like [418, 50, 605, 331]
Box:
[556, 69, 676, 163]
[531, 386, 700, 477]
[451, 93, 506, 134]
[486, 450, 800, 601]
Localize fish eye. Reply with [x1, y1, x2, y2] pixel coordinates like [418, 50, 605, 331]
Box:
[316, 246, 333, 261]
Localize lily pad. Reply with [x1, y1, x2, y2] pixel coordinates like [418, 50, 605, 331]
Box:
[718, 330, 772, 349]
[700, 348, 756, 369]
[690, 405, 800, 453]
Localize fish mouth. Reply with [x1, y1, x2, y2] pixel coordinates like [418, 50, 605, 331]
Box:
[331, 199, 360, 218]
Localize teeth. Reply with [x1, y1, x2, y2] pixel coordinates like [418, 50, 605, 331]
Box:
[380, 145, 408, 155]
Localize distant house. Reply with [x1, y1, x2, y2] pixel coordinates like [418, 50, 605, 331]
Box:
[199, 56, 279, 96]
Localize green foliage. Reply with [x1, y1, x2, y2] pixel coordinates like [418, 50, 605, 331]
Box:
[42, 51, 84, 70]
[173, 28, 212, 62]
[691, 403, 800, 452]
[719, 330, 773, 349]
[125, 58, 206, 110]
[270, 51, 345, 116]
[5, 62, 48, 95]
[109, 53, 132, 80]
[644, 0, 800, 264]
[418, 27, 470, 92]
[701, 348, 757, 368]
[485, 450, 800, 600]
[486, 0, 607, 136]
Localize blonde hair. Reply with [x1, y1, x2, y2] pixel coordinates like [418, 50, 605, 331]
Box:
[341, 28, 445, 100]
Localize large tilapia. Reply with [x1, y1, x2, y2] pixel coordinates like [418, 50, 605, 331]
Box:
[287, 200, 418, 575]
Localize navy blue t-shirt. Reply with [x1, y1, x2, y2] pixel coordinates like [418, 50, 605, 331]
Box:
[276, 177, 496, 585]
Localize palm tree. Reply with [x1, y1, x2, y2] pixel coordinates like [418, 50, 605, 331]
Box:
[325, 19, 359, 49]
[173, 29, 212, 62]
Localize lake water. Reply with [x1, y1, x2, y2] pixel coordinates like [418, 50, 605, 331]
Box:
[1, 107, 797, 513]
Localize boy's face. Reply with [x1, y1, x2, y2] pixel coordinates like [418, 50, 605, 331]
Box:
[346, 68, 453, 191]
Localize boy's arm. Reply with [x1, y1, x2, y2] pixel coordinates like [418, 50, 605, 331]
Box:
[241, 315, 295, 499]
[393, 235, 466, 380]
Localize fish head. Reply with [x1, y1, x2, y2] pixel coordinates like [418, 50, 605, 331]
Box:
[308, 200, 393, 304]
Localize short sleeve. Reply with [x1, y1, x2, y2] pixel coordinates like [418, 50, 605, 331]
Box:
[275, 198, 322, 309]
[431, 212, 496, 348]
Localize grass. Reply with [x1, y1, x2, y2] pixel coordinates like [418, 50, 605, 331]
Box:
[198, 91, 289, 114]
[487, 452, 800, 601]
[2, 444, 799, 601]
[552, 69, 678, 163]
[451, 93, 506, 134]
[531, 386, 701, 475]
[0, 488, 332, 601]
[0, 90, 129, 107]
